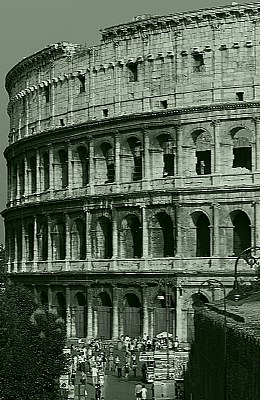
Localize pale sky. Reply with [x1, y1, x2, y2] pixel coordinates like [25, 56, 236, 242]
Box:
[0, 0, 258, 244]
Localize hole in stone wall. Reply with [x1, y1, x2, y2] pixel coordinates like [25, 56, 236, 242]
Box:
[44, 86, 50, 103]
[236, 92, 244, 101]
[160, 100, 168, 109]
[193, 53, 205, 72]
[78, 75, 85, 93]
[127, 63, 138, 82]
[60, 119, 65, 126]
[103, 109, 109, 117]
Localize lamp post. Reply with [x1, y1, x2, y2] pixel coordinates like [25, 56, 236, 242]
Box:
[198, 279, 226, 400]
[233, 246, 260, 291]
[157, 277, 171, 380]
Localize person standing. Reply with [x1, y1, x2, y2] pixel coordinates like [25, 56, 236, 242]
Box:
[132, 360, 138, 378]
[92, 365, 98, 386]
[135, 382, 142, 400]
[117, 359, 122, 378]
[124, 362, 130, 380]
[141, 384, 147, 400]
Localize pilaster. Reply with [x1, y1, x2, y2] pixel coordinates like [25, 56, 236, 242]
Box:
[176, 124, 183, 177]
[142, 284, 149, 338]
[86, 286, 93, 339]
[112, 285, 119, 340]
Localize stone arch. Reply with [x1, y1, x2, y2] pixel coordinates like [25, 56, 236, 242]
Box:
[70, 218, 86, 260]
[157, 133, 176, 177]
[72, 291, 87, 338]
[51, 220, 66, 260]
[186, 128, 212, 175]
[149, 211, 175, 257]
[120, 214, 142, 258]
[76, 145, 89, 187]
[186, 293, 209, 342]
[123, 292, 142, 337]
[230, 127, 253, 171]
[92, 216, 113, 259]
[29, 155, 37, 193]
[19, 158, 25, 196]
[127, 136, 143, 181]
[100, 142, 115, 183]
[42, 151, 50, 190]
[26, 222, 34, 261]
[96, 291, 112, 339]
[191, 211, 211, 257]
[153, 291, 176, 336]
[38, 220, 48, 261]
[57, 149, 68, 188]
[230, 210, 251, 255]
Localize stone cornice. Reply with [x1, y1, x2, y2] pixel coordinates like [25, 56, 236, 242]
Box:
[100, 2, 260, 42]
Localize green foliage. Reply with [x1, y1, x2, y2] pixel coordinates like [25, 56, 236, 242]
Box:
[0, 282, 69, 400]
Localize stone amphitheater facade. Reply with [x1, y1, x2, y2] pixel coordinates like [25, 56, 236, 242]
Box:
[3, 2, 260, 342]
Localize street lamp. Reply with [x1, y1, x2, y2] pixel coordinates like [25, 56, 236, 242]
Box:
[157, 277, 171, 380]
[233, 246, 260, 291]
[197, 279, 227, 400]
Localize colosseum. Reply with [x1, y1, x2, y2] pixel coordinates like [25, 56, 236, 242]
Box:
[3, 2, 260, 343]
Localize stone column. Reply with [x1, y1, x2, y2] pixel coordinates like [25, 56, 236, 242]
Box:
[67, 143, 73, 193]
[149, 308, 154, 339]
[86, 286, 93, 339]
[93, 310, 98, 339]
[141, 205, 148, 258]
[37, 69, 42, 132]
[212, 202, 220, 256]
[175, 286, 183, 341]
[47, 285, 53, 312]
[84, 207, 92, 268]
[253, 201, 260, 247]
[36, 149, 40, 195]
[254, 117, 260, 171]
[49, 145, 54, 193]
[143, 129, 150, 189]
[13, 227, 18, 273]
[24, 154, 29, 198]
[65, 286, 72, 338]
[65, 213, 71, 271]
[212, 119, 221, 174]
[175, 203, 182, 256]
[21, 220, 26, 271]
[112, 207, 118, 261]
[112, 285, 119, 340]
[142, 285, 149, 338]
[115, 133, 121, 185]
[33, 216, 38, 271]
[88, 137, 95, 194]
[47, 215, 52, 270]
[32, 284, 38, 302]
[176, 124, 183, 177]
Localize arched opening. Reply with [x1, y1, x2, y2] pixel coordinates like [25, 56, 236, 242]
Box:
[101, 143, 115, 183]
[19, 159, 25, 196]
[192, 130, 211, 175]
[12, 163, 18, 198]
[232, 211, 251, 256]
[38, 222, 48, 261]
[55, 292, 66, 322]
[52, 221, 66, 260]
[71, 219, 86, 260]
[94, 217, 113, 259]
[16, 223, 22, 263]
[29, 156, 37, 193]
[121, 214, 142, 258]
[27, 223, 34, 261]
[43, 152, 50, 190]
[77, 146, 89, 187]
[58, 149, 68, 188]
[123, 293, 141, 337]
[39, 291, 48, 307]
[128, 137, 143, 181]
[10, 225, 15, 262]
[151, 212, 175, 257]
[231, 128, 252, 171]
[153, 293, 176, 336]
[97, 292, 112, 339]
[192, 212, 210, 257]
[187, 293, 209, 342]
[73, 292, 87, 338]
[158, 134, 175, 177]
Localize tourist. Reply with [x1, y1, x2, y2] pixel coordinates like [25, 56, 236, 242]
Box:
[135, 382, 142, 400]
[92, 364, 98, 386]
[124, 362, 130, 380]
[132, 360, 138, 378]
[141, 384, 147, 400]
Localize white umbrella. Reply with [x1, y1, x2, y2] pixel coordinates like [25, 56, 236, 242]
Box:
[156, 331, 173, 338]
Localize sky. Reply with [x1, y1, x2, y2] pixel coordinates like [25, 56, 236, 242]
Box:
[0, 0, 258, 244]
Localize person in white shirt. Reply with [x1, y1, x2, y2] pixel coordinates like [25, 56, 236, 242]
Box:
[141, 385, 147, 400]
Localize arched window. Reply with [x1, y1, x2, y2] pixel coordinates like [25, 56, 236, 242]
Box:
[27, 223, 34, 261]
[93, 217, 113, 259]
[231, 128, 252, 171]
[73, 292, 87, 338]
[77, 146, 89, 187]
[16, 223, 22, 262]
[29, 156, 37, 193]
[123, 293, 141, 337]
[19, 159, 25, 196]
[12, 163, 18, 198]
[39, 291, 48, 307]
[10, 225, 15, 262]
[101, 143, 115, 183]
[232, 211, 251, 256]
[71, 219, 86, 260]
[55, 292, 66, 321]
[97, 292, 112, 339]
[52, 221, 66, 260]
[158, 134, 175, 177]
[128, 137, 142, 181]
[58, 149, 68, 188]
[192, 212, 210, 257]
[150, 212, 175, 257]
[42, 152, 50, 190]
[39, 222, 48, 261]
[121, 214, 142, 258]
[154, 293, 175, 336]
[192, 130, 211, 175]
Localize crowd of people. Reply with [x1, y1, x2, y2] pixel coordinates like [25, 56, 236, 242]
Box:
[62, 334, 180, 399]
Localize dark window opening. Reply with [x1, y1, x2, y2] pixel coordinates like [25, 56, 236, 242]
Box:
[22, 97, 26, 114]
[30, 156, 37, 193]
[103, 109, 109, 117]
[233, 212, 251, 256]
[133, 157, 142, 181]
[60, 119, 65, 126]
[44, 86, 50, 103]
[233, 147, 251, 171]
[161, 100, 168, 109]
[28, 224, 34, 261]
[157, 212, 175, 257]
[100, 218, 113, 259]
[163, 154, 174, 177]
[193, 53, 205, 72]
[101, 144, 115, 183]
[58, 150, 68, 188]
[19, 161, 25, 196]
[196, 150, 211, 175]
[41, 223, 48, 261]
[78, 146, 89, 186]
[236, 92, 244, 101]
[196, 214, 210, 257]
[43, 152, 50, 190]
[128, 63, 138, 82]
[78, 75, 85, 93]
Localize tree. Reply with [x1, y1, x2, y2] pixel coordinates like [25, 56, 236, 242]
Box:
[0, 282, 69, 400]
